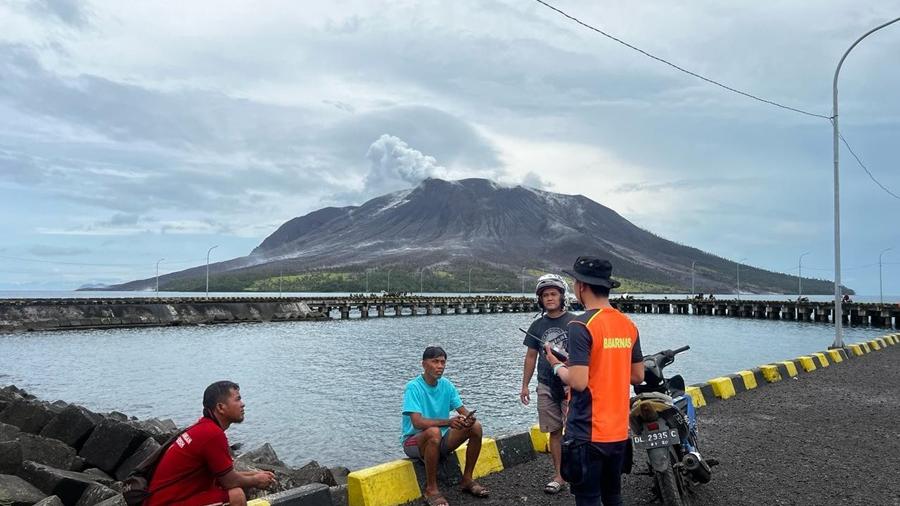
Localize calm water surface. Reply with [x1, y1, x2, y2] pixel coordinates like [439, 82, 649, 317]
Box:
[0, 312, 888, 469]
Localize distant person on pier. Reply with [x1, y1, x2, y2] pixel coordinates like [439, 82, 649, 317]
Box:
[842, 294, 852, 303]
[519, 274, 575, 494]
[401, 346, 489, 505]
[545, 257, 644, 506]
[146, 381, 276, 506]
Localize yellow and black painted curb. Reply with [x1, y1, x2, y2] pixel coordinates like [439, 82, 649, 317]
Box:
[345, 333, 898, 506]
[686, 333, 897, 409]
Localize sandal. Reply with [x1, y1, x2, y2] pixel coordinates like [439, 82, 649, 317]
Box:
[460, 481, 490, 498]
[423, 493, 449, 506]
[544, 480, 565, 494]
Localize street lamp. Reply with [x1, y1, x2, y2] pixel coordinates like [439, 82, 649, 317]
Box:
[278, 265, 283, 297]
[690, 261, 696, 297]
[520, 267, 527, 295]
[155, 258, 165, 296]
[206, 245, 218, 299]
[468, 267, 473, 294]
[880, 248, 893, 305]
[798, 252, 810, 300]
[419, 268, 426, 293]
[736, 257, 748, 301]
[831, 15, 900, 348]
[386, 269, 392, 292]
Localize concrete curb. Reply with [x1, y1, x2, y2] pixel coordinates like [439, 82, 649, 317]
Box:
[343, 332, 897, 506]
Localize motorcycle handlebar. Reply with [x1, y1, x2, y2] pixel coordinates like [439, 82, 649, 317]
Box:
[673, 345, 690, 354]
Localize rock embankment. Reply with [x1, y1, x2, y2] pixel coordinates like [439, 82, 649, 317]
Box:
[0, 299, 326, 332]
[0, 385, 347, 506]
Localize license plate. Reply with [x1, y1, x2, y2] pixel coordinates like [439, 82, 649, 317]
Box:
[632, 428, 680, 449]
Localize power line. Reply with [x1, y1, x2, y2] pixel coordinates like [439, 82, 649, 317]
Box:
[836, 126, 900, 201]
[533, 0, 832, 119]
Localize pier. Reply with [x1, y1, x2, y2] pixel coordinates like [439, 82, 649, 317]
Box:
[1, 296, 898, 332]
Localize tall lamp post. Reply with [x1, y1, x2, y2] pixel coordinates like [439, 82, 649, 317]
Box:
[278, 266, 283, 297]
[419, 268, 425, 293]
[205, 245, 218, 299]
[798, 252, 810, 300]
[736, 257, 748, 301]
[468, 267, 473, 294]
[690, 261, 696, 297]
[880, 248, 893, 305]
[386, 269, 392, 293]
[155, 258, 165, 296]
[831, 16, 900, 348]
[520, 267, 527, 295]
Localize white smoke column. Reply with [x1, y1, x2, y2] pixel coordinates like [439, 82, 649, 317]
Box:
[364, 134, 447, 195]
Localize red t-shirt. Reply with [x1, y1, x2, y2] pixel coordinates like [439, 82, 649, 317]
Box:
[146, 417, 233, 506]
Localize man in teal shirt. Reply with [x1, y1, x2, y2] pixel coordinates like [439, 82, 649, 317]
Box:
[401, 346, 490, 505]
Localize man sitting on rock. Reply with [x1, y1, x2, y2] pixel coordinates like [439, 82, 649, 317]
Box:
[147, 381, 276, 506]
[401, 346, 489, 506]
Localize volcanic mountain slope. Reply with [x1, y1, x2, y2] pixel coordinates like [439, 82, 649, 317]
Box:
[107, 178, 840, 294]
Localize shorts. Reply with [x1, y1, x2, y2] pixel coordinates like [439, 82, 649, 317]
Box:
[537, 383, 568, 433]
[402, 430, 452, 459]
[171, 487, 230, 506]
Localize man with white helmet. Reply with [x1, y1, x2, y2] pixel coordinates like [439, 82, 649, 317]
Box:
[520, 273, 576, 494]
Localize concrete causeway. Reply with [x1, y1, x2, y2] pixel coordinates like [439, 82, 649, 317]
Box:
[435, 339, 900, 506]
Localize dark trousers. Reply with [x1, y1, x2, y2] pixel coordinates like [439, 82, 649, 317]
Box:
[566, 440, 626, 506]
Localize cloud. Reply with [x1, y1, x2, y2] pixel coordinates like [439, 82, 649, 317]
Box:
[26, 0, 90, 27]
[520, 171, 552, 190]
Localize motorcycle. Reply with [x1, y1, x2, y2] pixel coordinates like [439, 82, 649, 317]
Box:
[629, 345, 717, 506]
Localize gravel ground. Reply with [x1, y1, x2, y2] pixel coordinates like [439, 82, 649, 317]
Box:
[437, 344, 900, 506]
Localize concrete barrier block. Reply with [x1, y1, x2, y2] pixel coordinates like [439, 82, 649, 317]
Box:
[18, 461, 100, 506]
[689, 383, 717, 406]
[329, 484, 348, 506]
[811, 352, 829, 368]
[265, 483, 332, 506]
[114, 437, 159, 481]
[17, 433, 78, 471]
[707, 377, 736, 400]
[41, 405, 102, 451]
[778, 361, 799, 377]
[347, 460, 420, 506]
[0, 400, 57, 434]
[453, 438, 503, 480]
[883, 335, 895, 345]
[726, 374, 746, 393]
[797, 356, 817, 372]
[869, 339, 881, 351]
[78, 419, 144, 475]
[759, 365, 782, 383]
[684, 386, 705, 408]
[494, 432, 536, 469]
[529, 425, 549, 453]
[0, 441, 23, 474]
[73, 482, 117, 506]
[860, 342, 871, 353]
[826, 349, 844, 364]
[736, 371, 757, 390]
[34, 496, 64, 506]
[0, 473, 47, 506]
[848, 344, 864, 356]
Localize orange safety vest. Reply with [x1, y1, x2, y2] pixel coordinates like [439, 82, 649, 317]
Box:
[572, 308, 639, 442]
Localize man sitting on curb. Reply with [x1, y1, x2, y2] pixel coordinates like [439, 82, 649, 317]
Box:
[147, 381, 276, 506]
[401, 346, 490, 506]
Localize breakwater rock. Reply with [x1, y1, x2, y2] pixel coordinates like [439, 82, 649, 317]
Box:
[0, 299, 326, 333]
[0, 385, 347, 506]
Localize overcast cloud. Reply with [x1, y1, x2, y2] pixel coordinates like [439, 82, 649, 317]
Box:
[1, 0, 898, 292]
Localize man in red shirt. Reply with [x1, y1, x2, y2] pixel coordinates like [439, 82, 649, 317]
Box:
[146, 381, 276, 506]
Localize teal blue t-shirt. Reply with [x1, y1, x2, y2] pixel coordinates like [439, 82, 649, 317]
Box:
[400, 375, 463, 444]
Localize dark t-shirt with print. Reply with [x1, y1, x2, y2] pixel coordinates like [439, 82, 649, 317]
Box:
[524, 311, 576, 398]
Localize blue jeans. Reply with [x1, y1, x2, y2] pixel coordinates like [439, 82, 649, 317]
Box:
[563, 440, 626, 506]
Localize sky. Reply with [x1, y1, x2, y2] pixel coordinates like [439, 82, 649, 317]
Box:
[1, 0, 899, 293]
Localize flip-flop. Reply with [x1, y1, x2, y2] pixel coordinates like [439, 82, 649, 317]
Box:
[423, 493, 449, 506]
[544, 480, 565, 494]
[460, 481, 490, 498]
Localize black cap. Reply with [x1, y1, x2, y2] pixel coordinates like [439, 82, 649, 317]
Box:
[562, 256, 621, 289]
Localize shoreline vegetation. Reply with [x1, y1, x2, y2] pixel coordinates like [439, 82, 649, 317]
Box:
[98, 267, 843, 295]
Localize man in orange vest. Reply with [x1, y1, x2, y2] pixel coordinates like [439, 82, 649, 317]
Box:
[545, 256, 645, 506]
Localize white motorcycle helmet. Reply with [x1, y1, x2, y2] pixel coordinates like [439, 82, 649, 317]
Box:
[535, 274, 568, 310]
